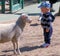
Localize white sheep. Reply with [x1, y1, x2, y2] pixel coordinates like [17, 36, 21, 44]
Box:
[0, 14, 32, 55]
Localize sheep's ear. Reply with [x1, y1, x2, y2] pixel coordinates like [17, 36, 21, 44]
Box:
[21, 13, 26, 16]
[21, 13, 28, 17]
[20, 15, 26, 20]
[21, 13, 27, 15]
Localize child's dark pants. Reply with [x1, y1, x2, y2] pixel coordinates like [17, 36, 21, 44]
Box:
[43, 27, 53, 44]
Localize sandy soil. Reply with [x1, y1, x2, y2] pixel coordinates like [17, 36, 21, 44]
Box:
[0, 16, 60, 56]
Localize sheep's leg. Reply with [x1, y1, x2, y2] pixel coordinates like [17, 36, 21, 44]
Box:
[12, 41, 17, 54]
[16, 40, 21, 55]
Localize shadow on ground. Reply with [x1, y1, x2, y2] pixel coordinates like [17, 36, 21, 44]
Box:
[30, 23, 40, 26]
[0, 45, 43, 56]
[2, 45, 41, 52]
[0, 45, 42, 56]
[0, 54, 13, 56]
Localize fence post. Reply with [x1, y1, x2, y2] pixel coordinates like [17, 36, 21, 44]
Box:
[21, 0, 24, 9]
[38, 0, 41, 3]
[9, 0, 13, 13]
[1, 0, 5, 13]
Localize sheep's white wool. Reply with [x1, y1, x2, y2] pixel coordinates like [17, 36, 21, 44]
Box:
[0, 14, 31, 55]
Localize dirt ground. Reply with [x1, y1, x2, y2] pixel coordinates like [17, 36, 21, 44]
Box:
[0, 16, 60, 56]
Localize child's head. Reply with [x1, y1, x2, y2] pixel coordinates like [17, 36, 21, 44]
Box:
[38, 2, 51, 13]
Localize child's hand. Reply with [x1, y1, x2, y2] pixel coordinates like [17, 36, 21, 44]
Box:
[46, 29, 49, 32]
[38, 17, 42, 21]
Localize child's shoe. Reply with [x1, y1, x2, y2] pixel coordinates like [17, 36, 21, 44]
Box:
[40, 43, 50, 48]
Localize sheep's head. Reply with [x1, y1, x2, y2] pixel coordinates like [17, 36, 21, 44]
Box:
[21, 14, 32, 23]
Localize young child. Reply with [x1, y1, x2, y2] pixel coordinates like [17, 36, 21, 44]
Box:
[38, 2, 55, 48]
